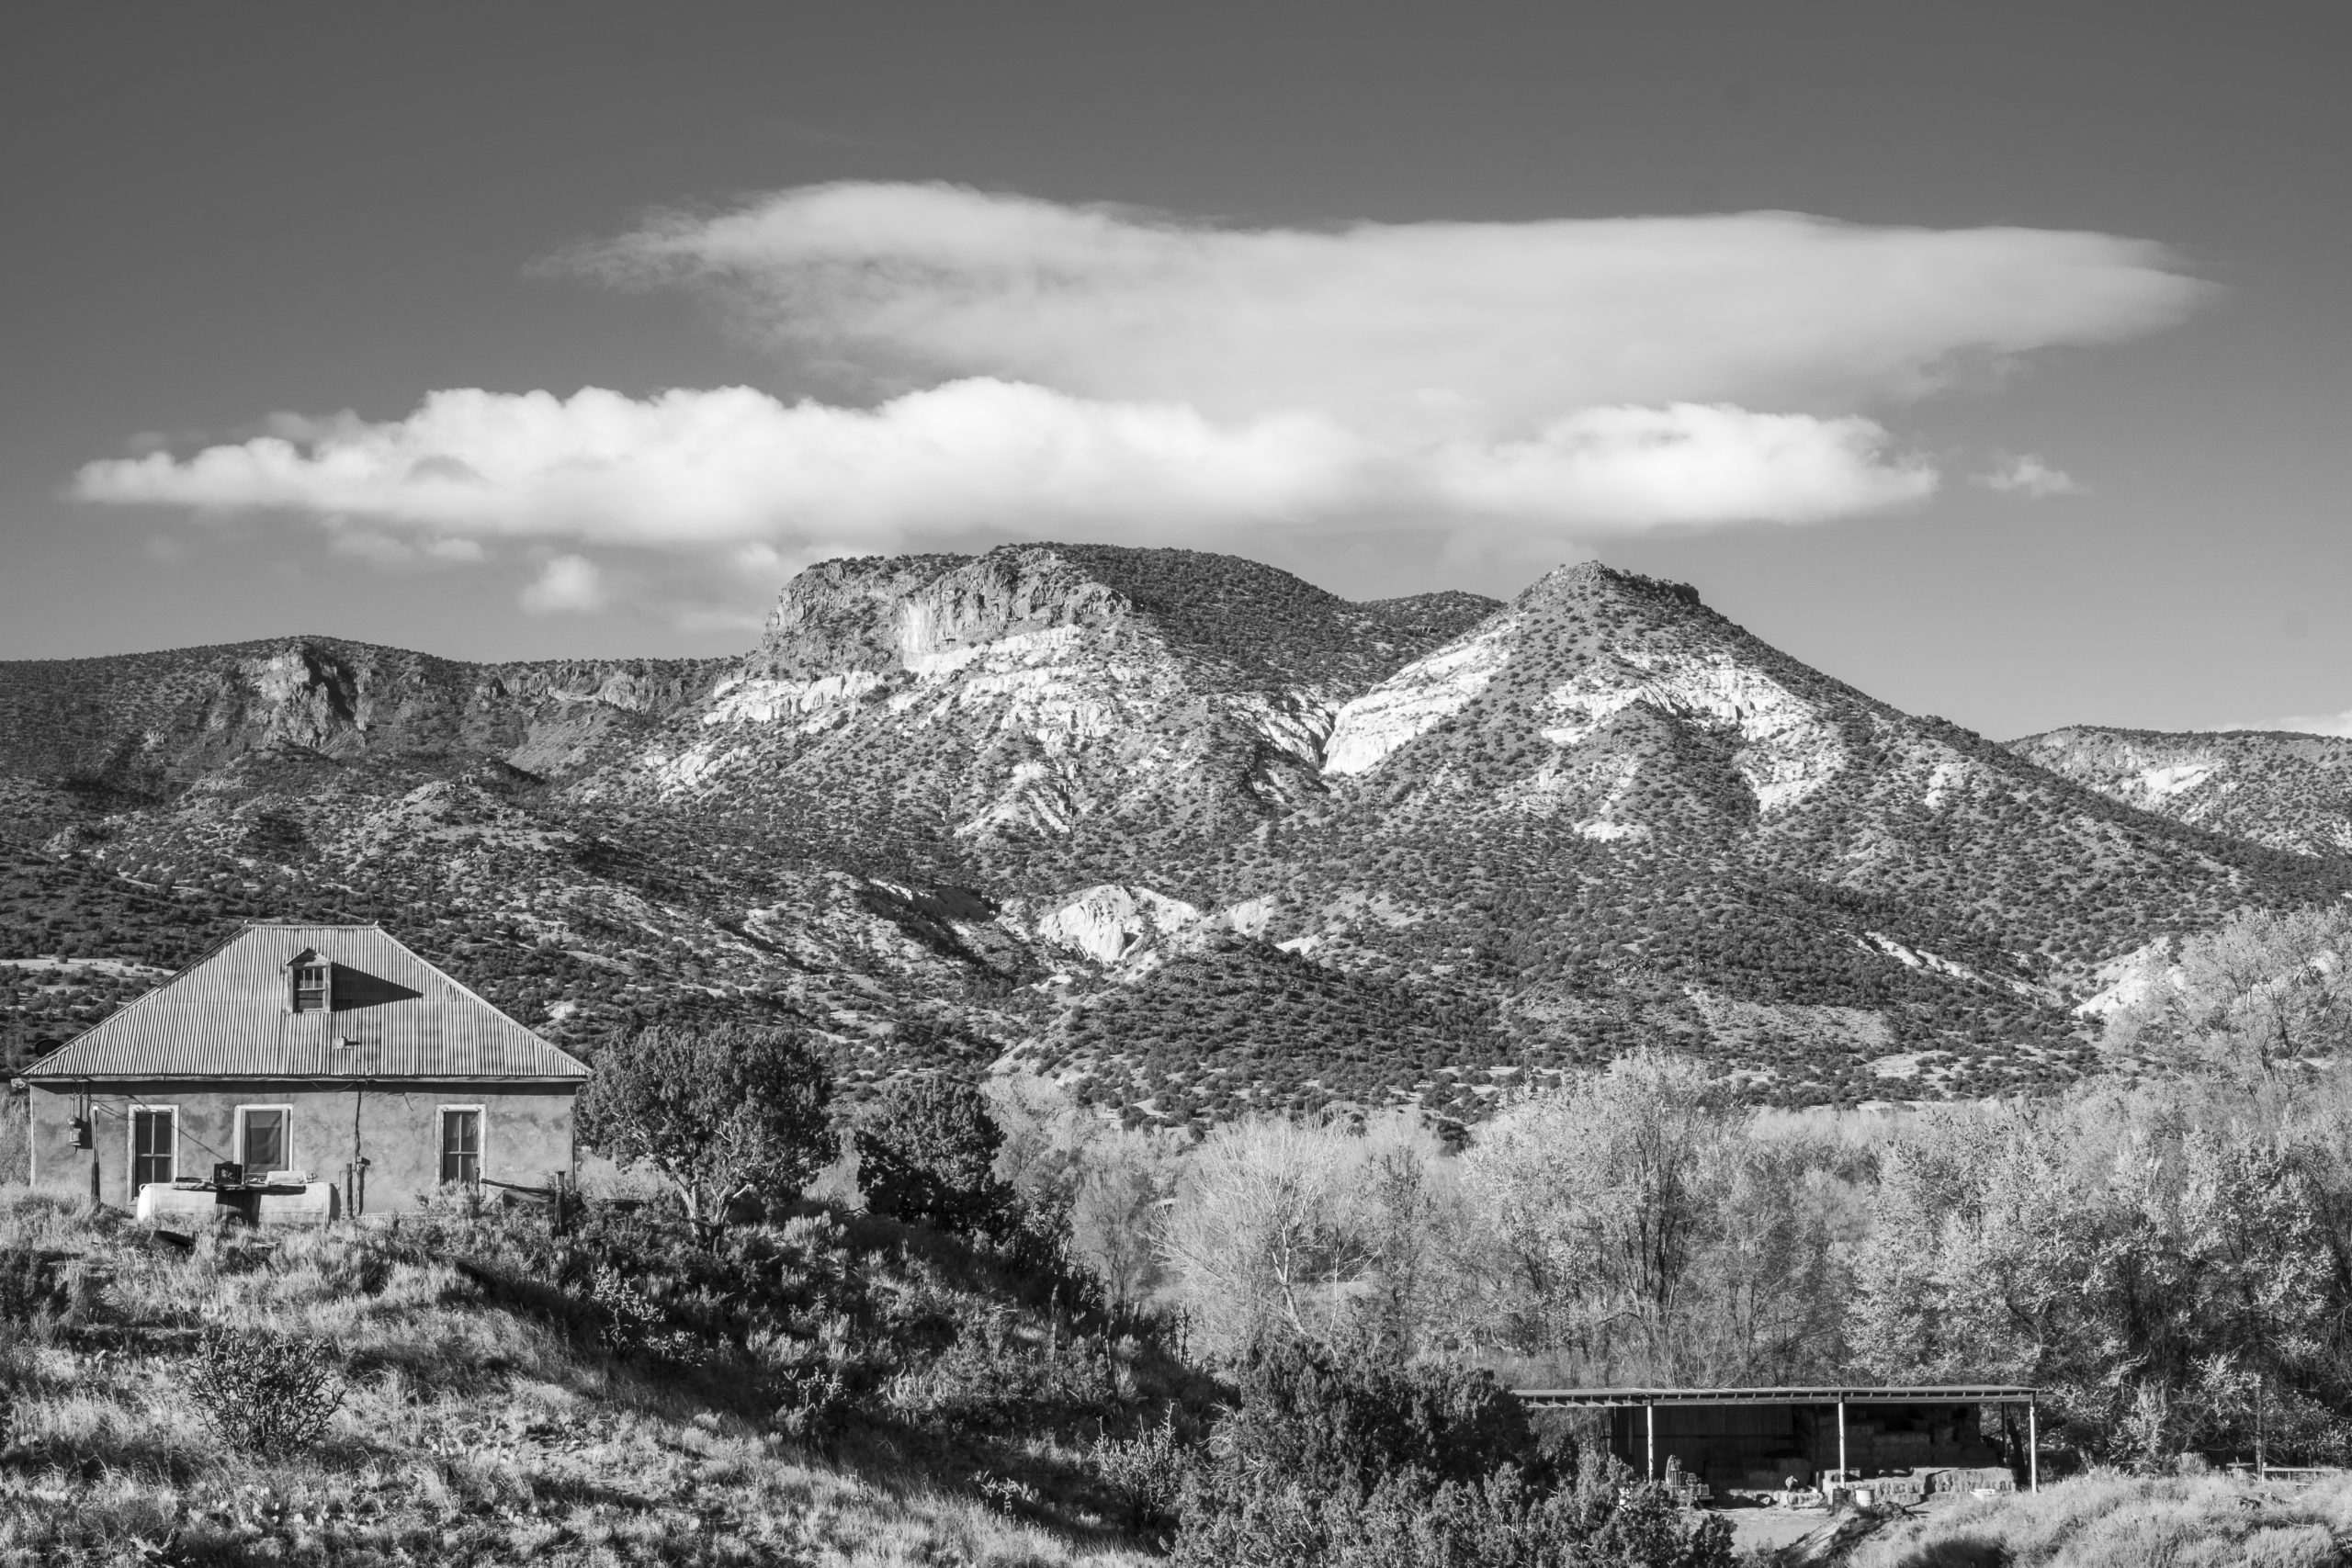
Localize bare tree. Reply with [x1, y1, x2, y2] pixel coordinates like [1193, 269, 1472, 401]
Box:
[2106, 907, 2352, 1079]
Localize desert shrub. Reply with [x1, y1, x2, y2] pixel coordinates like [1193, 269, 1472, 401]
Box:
[1091, 1407, 1193, 1537]
[584, 1261, 703, 1362]
[1171, 1337, 1735, 1566]
[1216, 1338, 1537, 1495]
[185, 1326, 345, 1455]
[882, 1306, 1130, 1434]
[0, 1247, 70, 1324]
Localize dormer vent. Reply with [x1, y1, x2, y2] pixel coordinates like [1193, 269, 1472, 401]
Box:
[288, 953, 334, 1013]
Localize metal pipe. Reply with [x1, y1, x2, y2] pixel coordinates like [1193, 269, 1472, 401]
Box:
[2028, 1398, 2039, 1493]
[1838, 1396, 1849, 1484]
[1646, 1403, 1656, 1481]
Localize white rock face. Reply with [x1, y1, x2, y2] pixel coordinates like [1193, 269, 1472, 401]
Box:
[1538, 649, 1841, 813]
[2132, 761, 2217, 801]
[1030, 884, 1204, 964]
[2076, 938, 2181, 1018]
[701, 671, 883, 728]
[1322, 618, 1518, 776]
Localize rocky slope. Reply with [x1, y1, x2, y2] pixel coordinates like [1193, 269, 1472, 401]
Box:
[2008, 726, 2352, 857]
[0, 636, 728, 792]
[5, 546, 2346, 1119]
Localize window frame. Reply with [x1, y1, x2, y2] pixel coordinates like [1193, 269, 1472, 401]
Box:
[291, 961, 332, 1013]
[234, 1103, 295, 1176]
[437, 1104, 486, 1187]
[127, 1104, 177, 1192]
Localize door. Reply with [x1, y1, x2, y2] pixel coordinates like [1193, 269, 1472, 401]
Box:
[439, 1108, 481, 1185]
[130, 1107, 175, 1191]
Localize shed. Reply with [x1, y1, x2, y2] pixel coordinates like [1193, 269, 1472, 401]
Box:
[18, 921, 590, 1219]
[1515, 1383, 2041, 1494]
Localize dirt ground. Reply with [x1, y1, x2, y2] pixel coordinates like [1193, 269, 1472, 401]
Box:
[1717, 1494, 1978, 1559]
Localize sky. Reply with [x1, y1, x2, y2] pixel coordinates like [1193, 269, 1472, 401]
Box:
[5, 2, 2348, 739]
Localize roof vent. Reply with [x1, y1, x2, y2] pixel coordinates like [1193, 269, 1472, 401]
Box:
[331, 1033, 355, 1050]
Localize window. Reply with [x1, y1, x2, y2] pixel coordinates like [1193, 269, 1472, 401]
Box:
[439, 1108, 481, 1186]
[237, 1106, 290, 1173]
[292, 963, 330, 1012]
[130, 1107, 175, 1190]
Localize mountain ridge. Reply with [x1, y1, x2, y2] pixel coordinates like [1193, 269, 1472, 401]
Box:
[5, 545, 2346, 1119]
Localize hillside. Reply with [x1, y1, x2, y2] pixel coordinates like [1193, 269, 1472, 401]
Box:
[0, 1190, 1180, 1566]
[2010, 724, 2352, 857]
[6, 546, 2348, 1117]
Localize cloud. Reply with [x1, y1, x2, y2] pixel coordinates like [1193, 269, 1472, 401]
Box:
[74, 380, 1934, 547]
[572, 183, 2207, 424]
[1975, 454, 2083, 497]
[519, 554, 609, 615]
[77, 184, 2204, 594]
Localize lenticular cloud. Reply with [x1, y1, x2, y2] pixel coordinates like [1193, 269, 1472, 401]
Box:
[577, 183, 2206, 423]
[74, 380, 1934, 547]
[75, 183, 2204, 578]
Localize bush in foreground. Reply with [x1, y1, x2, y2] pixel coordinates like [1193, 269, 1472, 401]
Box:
[1171, 1340, 1733, 1568]
[185, 1325, 345, 1456]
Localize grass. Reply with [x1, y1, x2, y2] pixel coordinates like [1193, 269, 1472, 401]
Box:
[1849, 1469, 2352, 1568]
[0, 1189, 1156, 1567]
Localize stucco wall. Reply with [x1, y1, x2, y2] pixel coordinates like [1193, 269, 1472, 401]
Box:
[27, 1080, 577, 1213]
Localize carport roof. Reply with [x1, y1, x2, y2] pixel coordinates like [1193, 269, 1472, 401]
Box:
[1513, 1384, 2037, 1408]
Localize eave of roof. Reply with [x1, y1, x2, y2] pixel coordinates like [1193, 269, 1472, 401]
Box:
[1511, 1384, 2038, 1407]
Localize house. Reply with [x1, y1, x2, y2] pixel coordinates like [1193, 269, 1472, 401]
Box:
[19, 921, 590, 1217]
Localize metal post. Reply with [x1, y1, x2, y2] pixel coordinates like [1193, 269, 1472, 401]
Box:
[1837, 1396, 1848, 1483]
[2027, 1398, 2039, 1493]
[1645, 1403, 1656, 1481]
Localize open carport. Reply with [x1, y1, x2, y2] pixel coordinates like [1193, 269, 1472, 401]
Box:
[1513, 1383, 2040, 1495]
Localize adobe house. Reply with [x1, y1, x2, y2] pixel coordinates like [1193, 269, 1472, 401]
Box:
[18, 921, 590, 1216]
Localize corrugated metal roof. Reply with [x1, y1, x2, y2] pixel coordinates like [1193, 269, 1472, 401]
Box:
[23, 923, 590, 1083]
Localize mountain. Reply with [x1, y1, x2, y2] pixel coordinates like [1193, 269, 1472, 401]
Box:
[5, 546, 2345, 1121]
[2007, 726, 2352, 858]
[0, 636, 729, 792]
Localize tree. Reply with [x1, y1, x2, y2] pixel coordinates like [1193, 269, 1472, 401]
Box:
[1462, 1052, 1735, 1378]
[2105, 907, 2352, 1078]
[854, 1076, 1018, 1238]
[576, 1022, 833, 1240]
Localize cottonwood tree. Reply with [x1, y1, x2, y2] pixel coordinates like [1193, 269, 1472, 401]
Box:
[1849, 1087, 2344, 1464]
[1463, 1051, 1736, 1378]
[1161, 1110, 1473, 1360]
[1163, 1114, 1369, 1357]
[2106, 907, 2352, 1078]
[576, 1022, 833, 1240]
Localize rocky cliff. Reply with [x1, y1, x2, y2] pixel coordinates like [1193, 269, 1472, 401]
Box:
[5, 547, 2346, 1122]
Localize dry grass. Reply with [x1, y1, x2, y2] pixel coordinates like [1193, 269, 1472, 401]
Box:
[0, 1188, 1152, 1567]
[1849, 1469, 2352, 1568]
